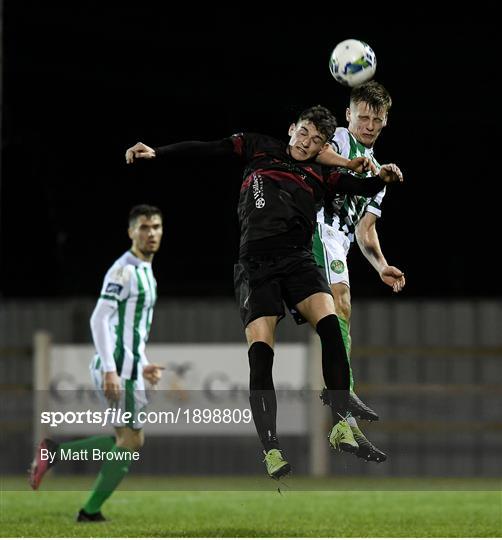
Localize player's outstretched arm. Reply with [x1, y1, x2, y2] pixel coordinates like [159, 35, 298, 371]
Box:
[126, 139, 235, 164]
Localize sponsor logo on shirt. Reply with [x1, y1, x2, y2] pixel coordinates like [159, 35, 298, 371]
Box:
[252, 174, 265, 208]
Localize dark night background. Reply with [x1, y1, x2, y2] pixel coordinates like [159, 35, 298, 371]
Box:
[1, 6, 500, 300]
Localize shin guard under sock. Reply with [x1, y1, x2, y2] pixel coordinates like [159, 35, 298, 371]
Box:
[248, 341, 279, 452]
[316, 314, 350, 419]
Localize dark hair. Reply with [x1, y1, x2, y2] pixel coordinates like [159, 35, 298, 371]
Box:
[350, 81, 392, 113]
[297, 105, 337, 141]
[128, 204, 163, 226]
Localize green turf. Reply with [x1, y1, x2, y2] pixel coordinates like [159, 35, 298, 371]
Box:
[1, 476, 501, 537]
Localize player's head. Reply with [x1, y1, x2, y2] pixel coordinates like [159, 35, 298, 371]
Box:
[288, 105, 337, 161]
[128, 204, 163, 260]
[347, 81, 392, 148]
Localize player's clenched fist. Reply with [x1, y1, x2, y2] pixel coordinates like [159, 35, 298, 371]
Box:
[378, 163, 403, 184]
[125, 142, 156, 164]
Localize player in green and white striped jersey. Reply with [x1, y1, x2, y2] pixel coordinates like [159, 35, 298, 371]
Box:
[313, 82, 405, 463]
[91, 229, 159, 387]
[29, 204, 164, 522]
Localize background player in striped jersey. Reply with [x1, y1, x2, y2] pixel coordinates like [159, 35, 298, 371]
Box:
[29, 204, 164, 521]
[315, 82, 405, 462]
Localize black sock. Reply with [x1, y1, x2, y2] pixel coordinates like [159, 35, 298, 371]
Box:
[248, 341, 279, 452]
[316, 314, 350, 421]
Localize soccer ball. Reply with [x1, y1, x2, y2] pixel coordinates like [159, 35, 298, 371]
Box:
[329, 39, 376, 87]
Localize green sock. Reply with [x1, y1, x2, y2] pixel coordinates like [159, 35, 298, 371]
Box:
[59, 436, 115, 460]
[82, 445, 133, 514]
[337, 316, 354, 392]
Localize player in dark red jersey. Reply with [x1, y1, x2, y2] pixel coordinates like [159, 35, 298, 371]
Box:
[125, 105, 402, 478]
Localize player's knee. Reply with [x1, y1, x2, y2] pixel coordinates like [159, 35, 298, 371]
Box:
[245, 317, 276, 348]
[129, 429, 144, 451]
[246, 329, 274, 348]
[116, 428, 144, 451]
[134, 430, 145, 450]
[334, 294, 351, 321]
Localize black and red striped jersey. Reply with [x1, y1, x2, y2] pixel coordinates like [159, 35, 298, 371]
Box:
[230, 132, 345, 251]
[154, 132, 386, 256]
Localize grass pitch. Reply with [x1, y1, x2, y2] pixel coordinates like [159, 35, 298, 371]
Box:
[1, 476, 500, 537]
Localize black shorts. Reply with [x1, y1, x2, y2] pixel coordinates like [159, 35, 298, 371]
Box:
[234, 249, 333, 328]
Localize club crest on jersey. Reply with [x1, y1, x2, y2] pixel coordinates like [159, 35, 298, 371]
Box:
[110, 266, 128, 283]
[105, 282, 123, 295]
[330, 260, 345, 274]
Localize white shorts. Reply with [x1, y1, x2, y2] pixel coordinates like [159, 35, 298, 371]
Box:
[90, 355, 148, 430]
[313, 223, 351, 287]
